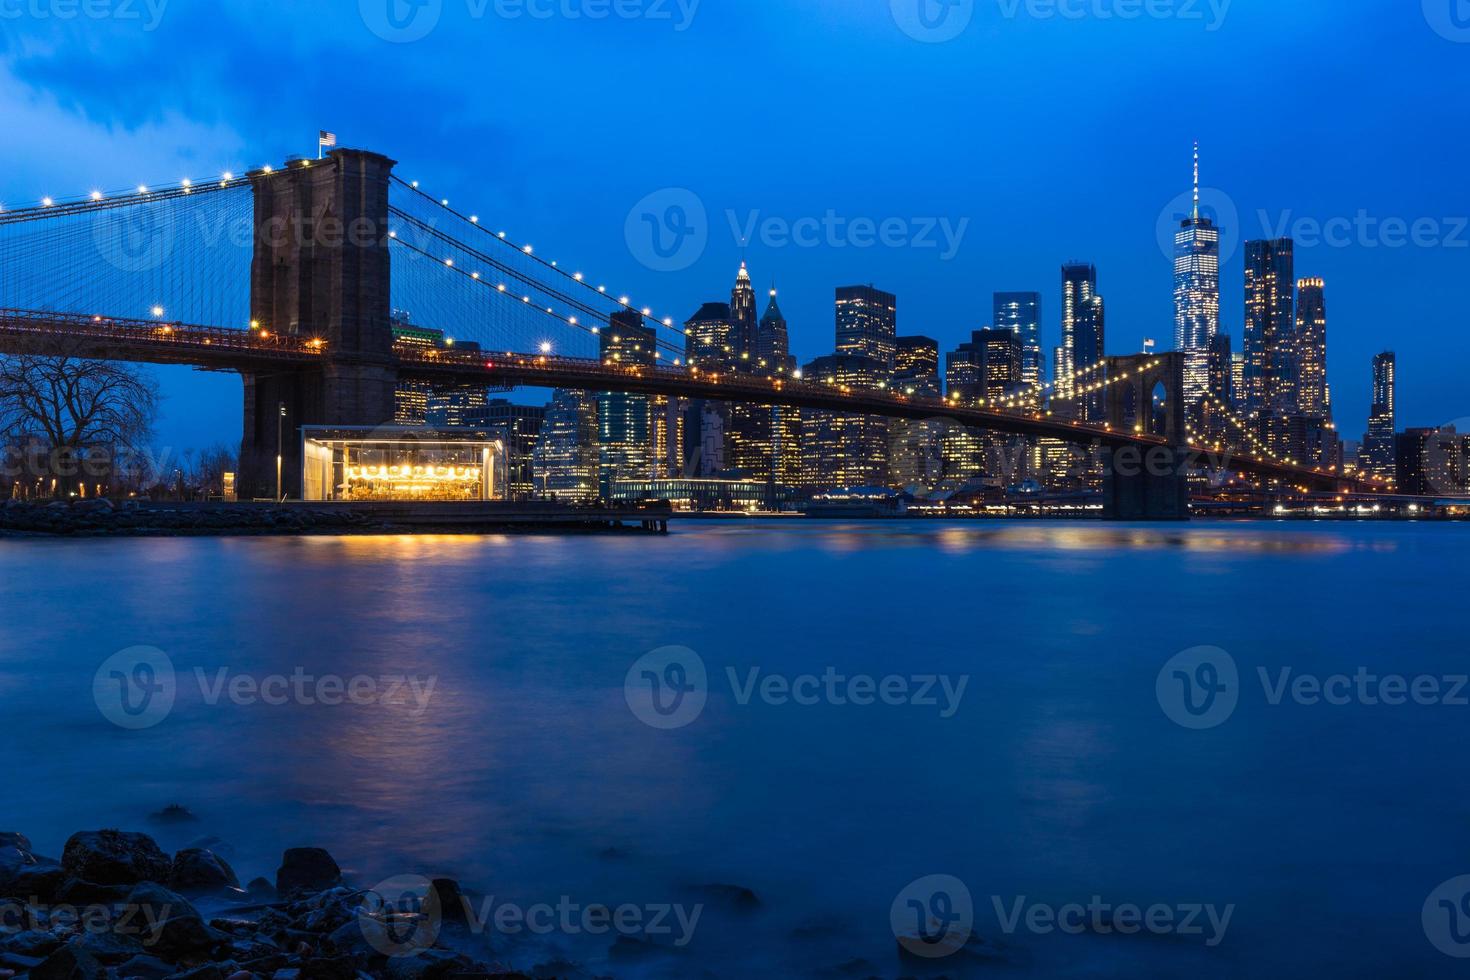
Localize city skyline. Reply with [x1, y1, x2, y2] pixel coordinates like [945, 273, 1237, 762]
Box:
[2, 3, 1465, 451]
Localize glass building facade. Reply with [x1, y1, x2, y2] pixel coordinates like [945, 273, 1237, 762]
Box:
[994, 291, 1043, 401]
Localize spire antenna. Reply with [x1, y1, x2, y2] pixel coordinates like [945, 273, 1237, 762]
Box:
[1192, 140, 1200, 221]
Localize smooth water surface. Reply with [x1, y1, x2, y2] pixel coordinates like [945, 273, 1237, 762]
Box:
[3, 521, 1467, 977]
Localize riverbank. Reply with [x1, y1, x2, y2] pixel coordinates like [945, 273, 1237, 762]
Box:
[0, 499, 670, 537]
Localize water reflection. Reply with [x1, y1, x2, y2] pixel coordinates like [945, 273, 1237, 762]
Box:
[0, 521, 1460, 978]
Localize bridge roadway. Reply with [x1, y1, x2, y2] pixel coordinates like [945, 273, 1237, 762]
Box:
[0, 310, 1366, 493]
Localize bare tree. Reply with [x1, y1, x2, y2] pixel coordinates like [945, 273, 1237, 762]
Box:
[0, 341, 159, 497]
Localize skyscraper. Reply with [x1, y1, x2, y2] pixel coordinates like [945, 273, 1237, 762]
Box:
[730, 261, 758, 361]
[597, 309, 658, 497]
[994, 291, 1042, 400]
[684, 302, 738, 370]
[1295, 277, 1330, 418]
[835, 285, 897, 373]
[753, 286, 793, 374]
[947, 329, 1024, 404]
[1174, 144, 1221, 419]
[533, 389, 597, 503]
[895, 335, 941, 397]
[1058, 263, 1100, 410]
[1362, 351, 1397, 482]
[1243, 238, 1296, 418]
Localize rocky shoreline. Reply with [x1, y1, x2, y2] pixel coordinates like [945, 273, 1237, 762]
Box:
[0, 829, 518, 979]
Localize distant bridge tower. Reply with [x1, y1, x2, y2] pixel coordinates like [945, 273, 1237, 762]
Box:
[1102, 351, 1190, 520]
[238, 150, 399, 498]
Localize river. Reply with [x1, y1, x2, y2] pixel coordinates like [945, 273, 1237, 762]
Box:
[3, 521, 1466, 977]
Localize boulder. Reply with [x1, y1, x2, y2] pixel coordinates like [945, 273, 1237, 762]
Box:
[0, 833, 34, 857]
[1, 931, 62, 958]
[246, 876, 276, 901]
[167, 849, 240, 894]
[29, 945, 105, 980]
[380, 948, 462, 980]
[114, 954, 177, 980]
[125, 882, 225, 958]
[428, 878, 467, 923]
[61, 831, 170, 887]
[274, 849, 341, 896]
[4, 862, 67, 902]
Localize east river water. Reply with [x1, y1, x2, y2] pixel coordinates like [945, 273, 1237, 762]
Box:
[4, 521, 1467, 977]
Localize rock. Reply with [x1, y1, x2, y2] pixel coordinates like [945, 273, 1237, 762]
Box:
[2, 931, 61, 958]
[428, 878, 467, 923]
[380, 948, 461, 980]
[0, 847, 31, 892]
[326, 920, 374, 961]
[114, 955, 178, 980]
[164, 965, 225, 980]
[29, 945, 104, 980]
[4, 861, 66, 902]
[126, 882, 225, 957]
[168, 848, 240, 894]
[69, 930, 143, 965]
[149, 805, 198, 825]
[274, 849, 341, 896]
[0, 833, 34, 857]
[246, 876, 276, 901]
[55, 878, 133, 905]
[61, 831, 170, 887]
[296, 955, 357, 980]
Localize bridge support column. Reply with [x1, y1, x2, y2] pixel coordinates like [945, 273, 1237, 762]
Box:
[238, 149, 398, 499]
[1102, 446, 1190, 521]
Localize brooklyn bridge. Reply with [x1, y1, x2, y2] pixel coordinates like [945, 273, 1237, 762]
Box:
[0, 148, 1379, 519]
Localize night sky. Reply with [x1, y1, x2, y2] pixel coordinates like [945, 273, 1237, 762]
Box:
[3, 0, 1466, 450]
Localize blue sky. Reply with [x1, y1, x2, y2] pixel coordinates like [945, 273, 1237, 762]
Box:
[2, 0, 1467, 450]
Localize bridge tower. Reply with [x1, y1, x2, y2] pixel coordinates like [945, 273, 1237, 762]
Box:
[238, 150, 399, 499]
[1101, 351, 1190, 520]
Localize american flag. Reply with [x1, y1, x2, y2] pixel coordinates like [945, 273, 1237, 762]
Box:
[318, 131, 337, 148]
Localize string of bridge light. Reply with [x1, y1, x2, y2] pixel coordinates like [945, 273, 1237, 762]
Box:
[387, 234, 690, 366]
[0, 160, 327, 223]
[1201, 395, 1300, 467]
[993, 359, 1167, 428]
[995, 356, 1119, 410]
[386, 207, 688, 362]
[390, 175, 691, 348]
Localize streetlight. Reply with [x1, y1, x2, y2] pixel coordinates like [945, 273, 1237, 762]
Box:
[276, 402, 286, 502]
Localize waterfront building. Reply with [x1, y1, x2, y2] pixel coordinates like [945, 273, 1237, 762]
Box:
[426, 387, 489, 428]
[1396, 426, 1470, 495]
[1059, 264, 1104, 420]
[609, 476, 792, 512]
[754, 286, 794, 375]
[799, 353, 890, 489]
[685, 302, 739, 371]
[895, 335, 941, 397]
[1295, 277, 1330, 418]
[301, 427, 505, 502]
[597, 309, 658, 497]
[1243, 238, 1296, 420]
[731, 260, 758, 361]
[835, 285, 898, 373]
[533, 389, 598, 503]
[466, 399, 546, 500]
[994, 292, 1043, 400]
[1362, 351, 1398, 483]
